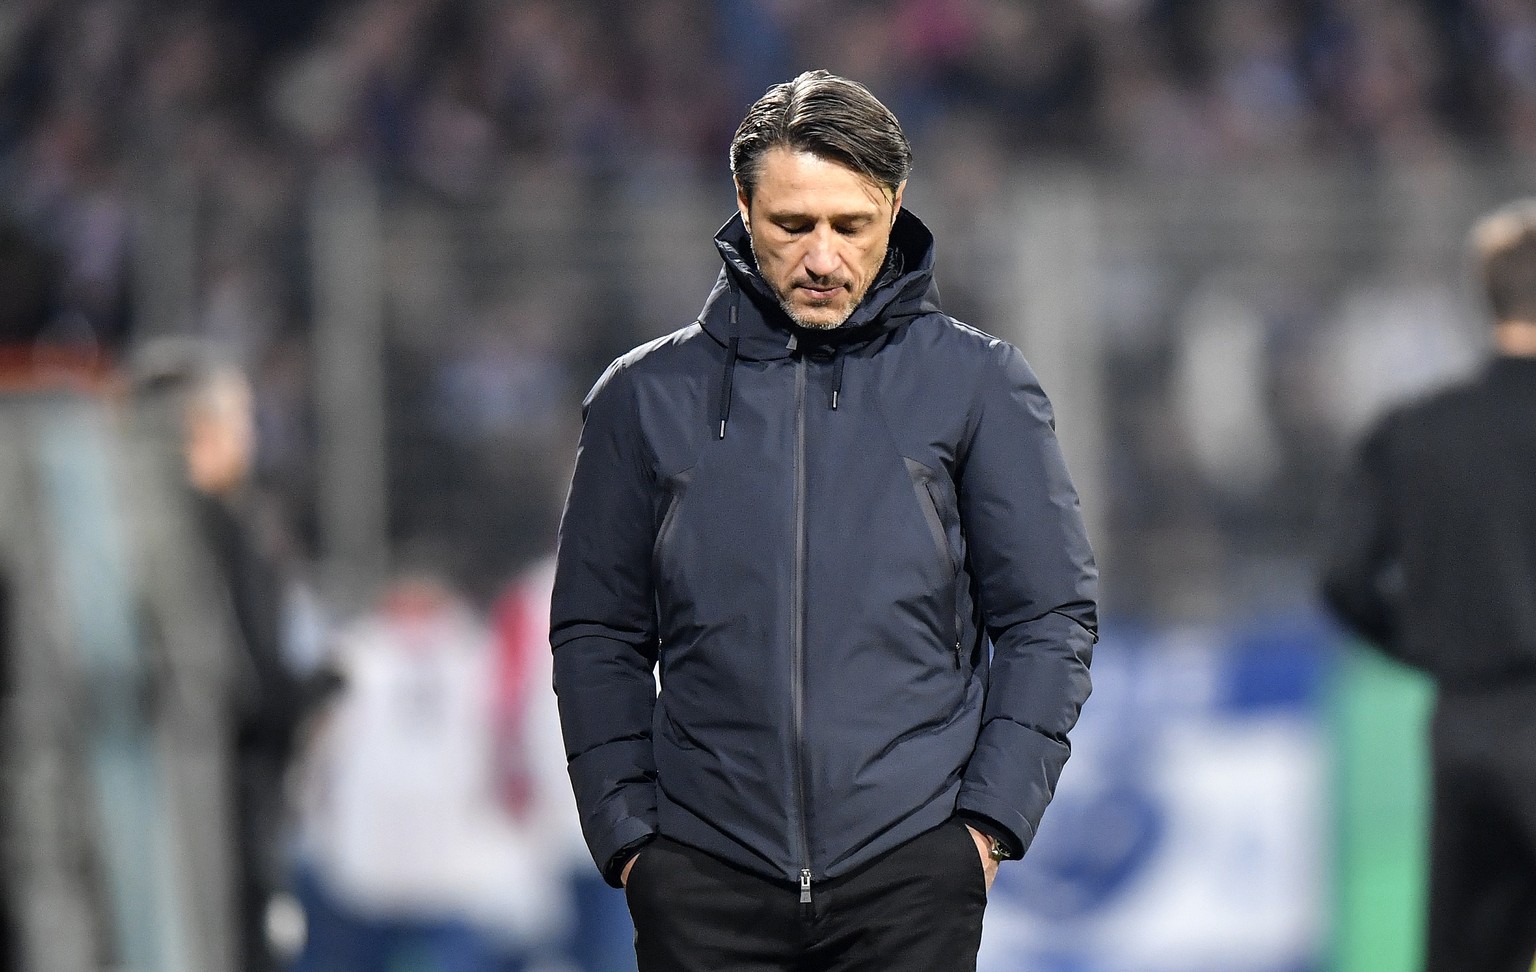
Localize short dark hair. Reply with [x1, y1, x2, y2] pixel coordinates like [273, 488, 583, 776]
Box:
[1473, 199, 1536, 323]
[730, 70, 912, 203]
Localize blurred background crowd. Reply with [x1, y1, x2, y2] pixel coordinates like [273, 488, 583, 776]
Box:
[7, 0, 1536, 592]
[1, 1, 1533, 971]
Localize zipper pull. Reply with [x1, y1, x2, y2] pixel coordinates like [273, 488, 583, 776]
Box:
[954, 640, 963, 669]
[800, 868, 813, 907]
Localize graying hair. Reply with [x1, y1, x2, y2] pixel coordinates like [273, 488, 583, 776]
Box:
[730, 70, 912, 202]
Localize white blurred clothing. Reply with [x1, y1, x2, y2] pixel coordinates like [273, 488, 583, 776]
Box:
[492, 556, 589, 868]
[302, 588, 567, 945]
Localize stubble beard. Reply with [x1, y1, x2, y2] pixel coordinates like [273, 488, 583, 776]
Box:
[749, 237, 862, 330]
[770, 275, 874, 330]
[779, 295, 849, 330]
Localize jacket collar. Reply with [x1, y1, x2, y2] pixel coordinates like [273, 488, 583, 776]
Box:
[698, 208, 943, 361]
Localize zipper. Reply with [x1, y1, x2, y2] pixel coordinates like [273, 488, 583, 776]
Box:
[917, 481, 956, 575]
[651, 486, 684, 573]
[792, 353, 813, 917]
[916, 479, 965, 668]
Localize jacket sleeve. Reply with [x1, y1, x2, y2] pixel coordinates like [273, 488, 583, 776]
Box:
[550, 361, 661, 885]
[954, 343, 1097, 860]
[1319, 420, 1404, 656]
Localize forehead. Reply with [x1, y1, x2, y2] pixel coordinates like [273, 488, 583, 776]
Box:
[748, 147, 892, 216]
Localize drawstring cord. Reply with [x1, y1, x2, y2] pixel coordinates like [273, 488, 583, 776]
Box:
[717, 291, 855, 437]
[718, 298, 739, 439]
[718, 335, 738, 438]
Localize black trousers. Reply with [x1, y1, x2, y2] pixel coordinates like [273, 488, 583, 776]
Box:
[1424, 687, 1536, 972]
[624, 819, 987, 972]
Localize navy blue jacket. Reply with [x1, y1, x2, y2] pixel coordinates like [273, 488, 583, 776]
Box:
[551, 209, 1097, 889]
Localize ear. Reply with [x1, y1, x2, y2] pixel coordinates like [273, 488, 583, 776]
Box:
[891, 180, 907, 225]
[735, 180, 752, 233]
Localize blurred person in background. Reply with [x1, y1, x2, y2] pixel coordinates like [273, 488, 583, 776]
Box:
[1322, 200, 1536, 972]
[492, 556, 633, 972]
[132, 343, 314, 972]
[293, 569, 570, 972]
[1, 220, 243, 972]
[550, 70, 1097, 972]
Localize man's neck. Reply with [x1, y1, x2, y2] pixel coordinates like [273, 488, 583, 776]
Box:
[1494, 319, 1536, 357]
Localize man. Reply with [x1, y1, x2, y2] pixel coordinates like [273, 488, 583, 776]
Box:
[181, 361, 307, 972]
[136, 347, 307, 972]
[551, 71, 1098, 971]
[1322, 200, 1536, 972]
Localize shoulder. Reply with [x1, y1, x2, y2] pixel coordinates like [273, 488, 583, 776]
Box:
[1353, 372, 1491, 467]
[607, 322, 710, 379]
[903, 314, 1024, 375]
[891, 316, 1053, 444]
[621, 322, 710, 369]
[584, 322, 709, 407]
[1374, 371, 1486, 436]
[916, 313, 1009, 353]
[912, 315, 1044, 403]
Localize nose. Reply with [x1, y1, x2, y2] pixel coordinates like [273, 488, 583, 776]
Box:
[803, 227, 839, 279]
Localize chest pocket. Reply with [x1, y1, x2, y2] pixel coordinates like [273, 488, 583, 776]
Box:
[651, 467, 694, 576]
[904, 458, 969, 667]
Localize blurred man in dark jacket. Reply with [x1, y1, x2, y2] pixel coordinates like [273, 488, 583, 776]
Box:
[137, 345, 308, 972]
[1322, 200, 1536, 972]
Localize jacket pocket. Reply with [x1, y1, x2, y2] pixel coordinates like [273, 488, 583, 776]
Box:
[904, 458, 963, 661]
[651, 468, 694, 575]
[905, 459, 954, 573]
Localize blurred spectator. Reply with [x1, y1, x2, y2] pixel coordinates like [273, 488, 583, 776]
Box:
[1320, 199, 1536, 972]
[10, 0, 1536, 221]
[293, 573, 570, 972]
[132, 341, 317, 972]
[4, 0, 1536, 622]
[491, 557, 635, 972]
[1171, 280, 1283, 500]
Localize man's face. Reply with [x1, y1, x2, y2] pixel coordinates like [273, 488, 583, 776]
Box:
[737, 147, 904, 330]
[185, 374, 255, 498]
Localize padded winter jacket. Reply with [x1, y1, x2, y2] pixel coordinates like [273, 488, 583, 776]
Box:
[551, 209, 1098, 892]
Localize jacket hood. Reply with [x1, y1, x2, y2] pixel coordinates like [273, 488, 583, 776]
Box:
[699, 208, 943, 361]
